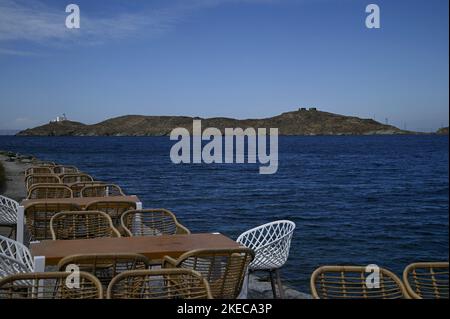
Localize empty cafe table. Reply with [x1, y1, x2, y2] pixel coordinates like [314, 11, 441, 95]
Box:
[17, 195, 142, 244]
[30, 233, 245, 271]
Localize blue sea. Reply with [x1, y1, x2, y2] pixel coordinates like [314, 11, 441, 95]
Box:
[0, 135, 448, 292]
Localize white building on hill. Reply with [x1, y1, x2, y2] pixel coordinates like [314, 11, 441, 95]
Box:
[50, 114, 67, 123]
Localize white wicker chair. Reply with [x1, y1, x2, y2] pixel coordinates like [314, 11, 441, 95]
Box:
[0, 195, 18, 238]
[237, 220, 295, 298]
[0, 235, 34, 279]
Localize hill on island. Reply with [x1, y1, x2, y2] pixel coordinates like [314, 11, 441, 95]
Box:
[436, 127, 449, 135]
[16, 108, 414, 136]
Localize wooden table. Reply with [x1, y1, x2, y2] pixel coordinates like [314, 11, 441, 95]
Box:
[17, 195, 142, 244]
[30, 233, 244, 271]
[21, 195, 140, 210]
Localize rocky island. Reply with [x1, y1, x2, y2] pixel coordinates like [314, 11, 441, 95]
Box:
[16, 108, 413, 136]
[437, 127, 449, 135]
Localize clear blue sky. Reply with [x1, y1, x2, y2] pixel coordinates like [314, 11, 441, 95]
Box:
[0, 0, 448, 132]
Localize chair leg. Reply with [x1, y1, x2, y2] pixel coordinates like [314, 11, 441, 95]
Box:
[269, 270, 278, 299]
[237, 269, 250, 299]
[274, 269, 285, 299]
[246, 269, 251, 297]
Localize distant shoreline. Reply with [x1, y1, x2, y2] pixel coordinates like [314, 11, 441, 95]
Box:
[16, 109, 422, 137]
[3, 133, 448, 137]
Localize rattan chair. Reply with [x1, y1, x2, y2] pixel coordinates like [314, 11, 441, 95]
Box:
[86, 200, 137, 226]
[163, 248, 254, 299]
[70, 181, 106, 197]
[25, 166, 52, 177]
[0, 195, 18, 238]
[81, 184, 125, 198]
[107, 268, 213, 299]
[25, 174, 61, 190]
[121, 209, 190, 237]
[310, 265, 410, 299]
[61, 173, 94, 184]
[27, 184, 73, 199]
[236, 220, 295, 298]
[0, 235, 34, 279]
[33, 161, 56, 167]
[0, 272, 103, 299]
[403, 262, 449, 299]
[52, 165, 79, 175]
[50, 211, 121, 240]
[58, 253, 150, 289]
[25, 203, 81, 241]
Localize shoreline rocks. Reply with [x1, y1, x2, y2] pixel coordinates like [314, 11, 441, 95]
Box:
[248, 274, 312, 299]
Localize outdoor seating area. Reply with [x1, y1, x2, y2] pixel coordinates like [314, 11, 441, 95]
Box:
[0, 162, 298, 299]
[0, 162, 448, 299]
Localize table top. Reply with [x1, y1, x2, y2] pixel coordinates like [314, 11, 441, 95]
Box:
[21, 195, 140, 209]
[30, 233, 244, 265]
